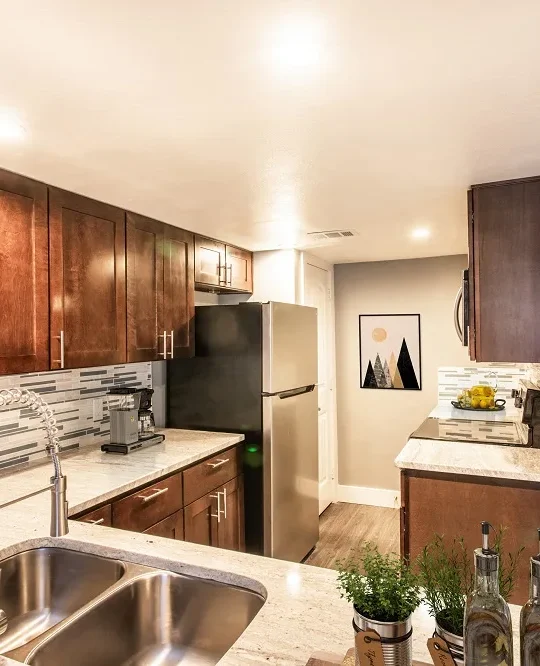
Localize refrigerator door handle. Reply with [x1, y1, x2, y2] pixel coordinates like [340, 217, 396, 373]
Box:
[262, 384, 316, 399]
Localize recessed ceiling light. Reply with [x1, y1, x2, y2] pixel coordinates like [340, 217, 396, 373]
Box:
[410, 227, 431, 240]
[0, 110, 26, 141]
[263, 15, 328, 81]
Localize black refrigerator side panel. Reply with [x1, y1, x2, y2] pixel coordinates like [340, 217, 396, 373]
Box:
[167, 304, 264, 554]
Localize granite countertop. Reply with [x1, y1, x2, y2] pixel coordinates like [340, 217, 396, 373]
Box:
[0, 427, 523, 665]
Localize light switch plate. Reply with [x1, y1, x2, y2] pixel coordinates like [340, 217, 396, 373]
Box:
[93, 398, 103, 422]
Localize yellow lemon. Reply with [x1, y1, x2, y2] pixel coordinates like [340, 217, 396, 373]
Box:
[479, 399, 488, 409]
[471, 397, 481, 408]
[483, 386, 494, 397]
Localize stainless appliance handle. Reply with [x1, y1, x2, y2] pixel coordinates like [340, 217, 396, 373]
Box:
[454, 287, 463, 343]
[137, 487, 169, 502]
[462, 269, 469, 347]
[158, 330, 167, 358]
[210, 491, 222, 523]
[206, 458, 229, 469]
[85, 518, 104, 525]
[53, 330, 65, 368]
[168, 330, 174, 359]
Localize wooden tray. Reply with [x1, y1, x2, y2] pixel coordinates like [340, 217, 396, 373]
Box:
[305, 649, 429, 665]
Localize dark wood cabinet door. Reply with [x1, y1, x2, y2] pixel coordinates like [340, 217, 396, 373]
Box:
[216, 476, 245, 552]
[126, 213, 165, 362]
[77, 504, 112, 527]
[163, 226, 194, 358]
[0, 170, 49, 374]
[225, 246, 253, 293]
[144, 510, 184, 540]
[49, 188, 126, 369]
[402, 471, 540, 604]
[183, 492, 219, 546]
[194, 236, 226, 287]
[471, 178, 540, 362]
[466, 190, 476, 361]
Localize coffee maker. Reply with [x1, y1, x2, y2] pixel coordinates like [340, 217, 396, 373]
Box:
[101, 387, 164, 454]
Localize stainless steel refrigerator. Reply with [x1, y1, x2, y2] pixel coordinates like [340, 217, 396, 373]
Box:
[167, 301, 319, 562]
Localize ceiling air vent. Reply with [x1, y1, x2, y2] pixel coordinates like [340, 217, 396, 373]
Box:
[306, 230, 359, 243]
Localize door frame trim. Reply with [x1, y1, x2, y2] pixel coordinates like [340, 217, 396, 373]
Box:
[299, 252, 338, 511]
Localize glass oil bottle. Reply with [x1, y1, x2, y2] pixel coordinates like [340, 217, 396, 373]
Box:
[521, 528, 540, 665]
[464, 521, 513, 665]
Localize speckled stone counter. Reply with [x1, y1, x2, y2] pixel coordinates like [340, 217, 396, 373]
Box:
[396, 436, 540, 484]
[0, 427, 523, 665]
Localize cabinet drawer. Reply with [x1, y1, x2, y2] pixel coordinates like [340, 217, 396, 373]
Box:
[77, 504, 112, 527]
[183, 446, 241, 505]
[143, 510, 184, 540]
[112, 473, 183, 532]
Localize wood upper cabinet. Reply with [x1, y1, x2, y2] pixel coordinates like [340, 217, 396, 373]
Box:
[194, 235, 253, 293]
[126, 216, 194, 362]
[226, 246, 253, 292]
[49, 188, 126, 369]
[163, 225, 195, 358]
[0, 170, 49, 374]
[469, 176, 540, 362]
[126, 213, 164, 362]
[194, 236, 226, 288]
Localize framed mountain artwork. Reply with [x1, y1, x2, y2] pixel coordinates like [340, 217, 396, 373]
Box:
[359, 314, 422, 390]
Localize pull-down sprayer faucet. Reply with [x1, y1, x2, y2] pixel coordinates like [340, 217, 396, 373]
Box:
[0, 388, 68, 537]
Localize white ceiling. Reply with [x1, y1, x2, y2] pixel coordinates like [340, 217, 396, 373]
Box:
[2, 1, 540, 263]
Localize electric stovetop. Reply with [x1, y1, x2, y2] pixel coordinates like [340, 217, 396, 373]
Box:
[411, 417, 526, 447]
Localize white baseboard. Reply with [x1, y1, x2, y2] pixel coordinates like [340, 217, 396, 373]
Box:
[336, 484, 400, 509]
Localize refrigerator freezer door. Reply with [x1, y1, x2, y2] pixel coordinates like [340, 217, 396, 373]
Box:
[262, 302, 318, 395]
[263, 386, 319, 561]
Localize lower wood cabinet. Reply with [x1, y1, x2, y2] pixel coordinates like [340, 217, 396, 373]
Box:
[401, 470, 540, 605]
[74, 445, 244, 553]
[144, 510, 184, 540]
[183, 476, 245, 552]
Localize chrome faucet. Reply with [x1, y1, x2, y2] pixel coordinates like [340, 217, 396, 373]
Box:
[0, 389, 68, 537]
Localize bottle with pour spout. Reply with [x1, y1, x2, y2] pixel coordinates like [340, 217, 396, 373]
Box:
[521, 528, 540, 665]
[464, 521, 513, 665]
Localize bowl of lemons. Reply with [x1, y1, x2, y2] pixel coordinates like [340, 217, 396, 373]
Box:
[451, 385, 506, 411]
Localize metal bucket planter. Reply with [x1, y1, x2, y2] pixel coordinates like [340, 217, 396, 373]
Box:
[434, 616, 464, 665]
[353, 605, 413, 666]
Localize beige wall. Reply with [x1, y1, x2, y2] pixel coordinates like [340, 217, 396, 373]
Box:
[335, 255, 470, 491]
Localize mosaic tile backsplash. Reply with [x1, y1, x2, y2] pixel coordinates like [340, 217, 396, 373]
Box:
[0, 363, 152, 470]
[437, 365, 527, 404]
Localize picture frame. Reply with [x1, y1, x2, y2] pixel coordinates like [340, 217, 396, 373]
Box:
[359, 314, 422, 390]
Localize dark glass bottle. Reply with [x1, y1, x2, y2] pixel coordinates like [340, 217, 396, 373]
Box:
[521, 529, 540, 665]
[464, 522, 513, 666]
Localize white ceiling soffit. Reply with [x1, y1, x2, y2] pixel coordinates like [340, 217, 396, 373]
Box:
[1, 1, 540, 264]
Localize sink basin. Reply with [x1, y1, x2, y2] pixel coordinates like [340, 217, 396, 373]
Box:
[0, 547, 125, 654]
[28, 571, 265, 666]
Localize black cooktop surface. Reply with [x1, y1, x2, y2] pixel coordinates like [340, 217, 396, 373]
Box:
[411, 417, 524, 447]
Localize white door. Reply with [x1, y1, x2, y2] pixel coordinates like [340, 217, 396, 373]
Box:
[303, 260, 334, 514]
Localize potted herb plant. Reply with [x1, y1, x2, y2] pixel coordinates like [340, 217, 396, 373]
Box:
[418, 531, 522, 665]
[337, 543, 422, 666]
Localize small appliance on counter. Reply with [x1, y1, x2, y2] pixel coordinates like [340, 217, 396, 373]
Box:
[101, 387, 164, 454]
[513, 380, 540, 448]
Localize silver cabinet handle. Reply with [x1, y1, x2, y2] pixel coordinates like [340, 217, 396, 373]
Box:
[206, 458, 229, 469]
[220, 487, 227, 519]
[454, 287, 463, 344]
[158, 330, 167, 358]
[210, 491, 222, 523]
[218, 261, 227, 285]
[85, 517, 104, 525]
[53, 330, 65, 368]
[168, 330, 174, 359]
[137, 487, 168, 502]
[227, 264, 233, 286]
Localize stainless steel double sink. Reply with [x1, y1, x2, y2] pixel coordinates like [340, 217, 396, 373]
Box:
[0, 547, 265, 665]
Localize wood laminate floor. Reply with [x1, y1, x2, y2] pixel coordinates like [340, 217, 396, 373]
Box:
[304, 502, 400, 570]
